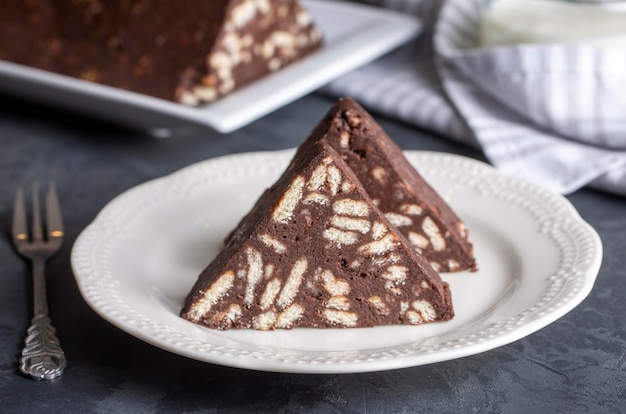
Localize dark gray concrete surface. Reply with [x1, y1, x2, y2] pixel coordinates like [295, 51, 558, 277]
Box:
[0, 93, 624, 413]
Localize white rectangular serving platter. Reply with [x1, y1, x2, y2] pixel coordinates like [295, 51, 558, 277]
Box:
[0, 0, 421, 135]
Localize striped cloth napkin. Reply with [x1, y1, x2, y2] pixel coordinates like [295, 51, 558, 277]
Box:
[322, 0, 626, 196]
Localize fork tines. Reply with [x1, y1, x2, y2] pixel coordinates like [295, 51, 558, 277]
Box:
[12, 182, 64, 252]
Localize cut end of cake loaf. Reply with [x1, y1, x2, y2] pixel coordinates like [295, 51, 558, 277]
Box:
[181, 141, 454, 330]
[179, 0, 322, 105]
[313, 97, 477, 273]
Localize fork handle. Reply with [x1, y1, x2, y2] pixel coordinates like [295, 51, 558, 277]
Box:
[20, 256, 66, 380]
[20, 314, 67, 380]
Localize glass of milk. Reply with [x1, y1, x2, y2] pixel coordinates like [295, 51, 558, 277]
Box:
[480, 0, 626, 51]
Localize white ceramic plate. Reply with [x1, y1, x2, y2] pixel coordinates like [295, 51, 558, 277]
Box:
[0, 1, 420, 135]
[71, 150, 602, 374]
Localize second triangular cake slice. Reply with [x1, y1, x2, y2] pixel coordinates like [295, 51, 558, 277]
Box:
[181, 141, 454, 330]
[316, 98, 477, 273]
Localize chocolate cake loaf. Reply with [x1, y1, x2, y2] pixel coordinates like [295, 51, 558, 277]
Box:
[316, 98, 477, 273]
[181, 140, 454, 330]
[0, 0, 322, 104]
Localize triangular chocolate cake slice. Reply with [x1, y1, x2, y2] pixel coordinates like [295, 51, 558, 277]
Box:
[315, 98, 477, 273]
[181, 141, 454, 330]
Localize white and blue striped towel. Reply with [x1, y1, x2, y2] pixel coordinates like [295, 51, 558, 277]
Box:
[322, 0, 626, 195]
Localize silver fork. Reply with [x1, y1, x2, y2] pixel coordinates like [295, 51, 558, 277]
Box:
[12, 182, 67, 380]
